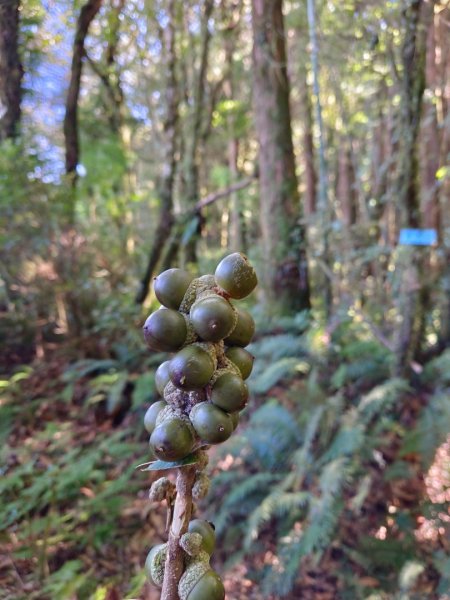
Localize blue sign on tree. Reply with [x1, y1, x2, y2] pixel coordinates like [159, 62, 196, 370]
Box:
[399, 229, 438, 246]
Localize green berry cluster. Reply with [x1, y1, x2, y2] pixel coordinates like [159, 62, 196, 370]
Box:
[142, 253, 257, 599]
[143, 252, 257, 462]
[145, 519, 224, 600]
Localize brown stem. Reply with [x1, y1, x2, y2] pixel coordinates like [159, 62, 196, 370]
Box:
[160, 465, 197, 600]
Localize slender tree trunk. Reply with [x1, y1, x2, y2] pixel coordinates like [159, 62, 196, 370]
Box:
[0, 0, 23, 142]
[183, 0, 214, 266]
[299, 63, 317, 217]
[337, 138, 357, 227]
[63, 0, 103, 186]
[393, 0, 433, 376]
[420, 14, 440, 232]
[251, 0, 310, 313]
[136, 0, 179, 304]
[224, 25, 245, 253]
[306, 0, 332, 316]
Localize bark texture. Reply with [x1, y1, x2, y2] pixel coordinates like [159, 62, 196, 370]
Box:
[63, 0, 103, 181]
[0, 0, 23, 142]
[251, 0, 310, 312]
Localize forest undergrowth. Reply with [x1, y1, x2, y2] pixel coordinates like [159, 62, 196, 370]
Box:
[1, 310, 449, 600]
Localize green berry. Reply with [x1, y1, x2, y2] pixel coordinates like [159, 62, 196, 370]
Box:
[190, 402, 233, 444]
[143, 308, 187, 352]
[211, 372, 248, 412]
[169, 346, 215, 390]
[154, 268, 195, 310]
[215, 252, 257, 299]
[145, 543, 166, 587]
[188, 519, 216, 555]
[150, 417, 194, 461]
[144, 400, 167, 434]
[190, 295, 235, 342]
[225, 307, 255, 347]
[225, 346, 254, 379]
[187, 570, 225, 600]
[155, 360, 172, 396]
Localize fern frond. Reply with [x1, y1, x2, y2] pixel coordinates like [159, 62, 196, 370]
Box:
[291, 405, 325, 476]
[213, 473, 284, 536]
[422, 349, 450, 386]
[250, 357, 310, 394]
[244, 401, 301, 469]
[245, 491, 310, 548]
[318, 423, 365, 465]
[357, 377, 409, 425]
[249, 334, 308, 361]
[401, 391, 450, 468]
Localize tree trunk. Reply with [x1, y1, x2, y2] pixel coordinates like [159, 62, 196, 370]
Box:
[63, 0, 103, 185]
[393, 0, 432, 376]
[299, 63, 317, 217]
[306, 0, 332, 316]
[136, 0, 179, 304]
[0, 0, 23, 142]
[251, 0, 310, 313]
[183, 0, 214, 266]
[337, 138, 357, 227]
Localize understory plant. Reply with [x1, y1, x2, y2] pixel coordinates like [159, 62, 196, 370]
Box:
[140, 253, 257, 600]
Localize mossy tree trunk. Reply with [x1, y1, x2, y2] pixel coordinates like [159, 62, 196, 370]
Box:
[251, 0, 311, 313]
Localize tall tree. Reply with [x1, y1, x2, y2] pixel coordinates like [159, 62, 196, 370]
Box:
[136, 0, 179, 304]
[182, 0, 214, 266]
[251, 0, 310, 313]
[63, 0, 103, 185]
[0, 0, 23, 142]
[393, 0, 433, 375]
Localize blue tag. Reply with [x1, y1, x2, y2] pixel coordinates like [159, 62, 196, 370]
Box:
[399, 229, 437, 246]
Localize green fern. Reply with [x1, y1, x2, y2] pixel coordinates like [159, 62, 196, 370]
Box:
[401, 390, 450, 468]
[250, 357, 310, 394]
[245, 490, 310, 548]
[213, 473, 283, 535]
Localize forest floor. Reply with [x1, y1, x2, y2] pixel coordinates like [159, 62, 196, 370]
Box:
[1, 343, 449, 600]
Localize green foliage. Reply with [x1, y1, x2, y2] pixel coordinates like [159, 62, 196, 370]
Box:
[207, 320, 448, 597]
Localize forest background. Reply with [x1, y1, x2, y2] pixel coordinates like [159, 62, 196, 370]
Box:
[0, 0, 449, 598]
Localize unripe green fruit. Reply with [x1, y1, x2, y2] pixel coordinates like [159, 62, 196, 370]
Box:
[215, 252, 257, 299]
[225, 307, 255, 347]
[154, 268, 195, 310]
[190, 402, 233, 444]
[145, 543, 166, 587]
[144, 400, 167, 434]
[211, 372, 248, 412]
[188, 519, 216, 555]
[150, 417, 194, 461]
[169, 346, 215, 390]
[190, 295, 235, 342]
[143, 308, 187, 352]
[155, 360, 171, 395]
[230, 411, 240, 431]
[186, 570, 225, 600]
[225, 347, 254, 379]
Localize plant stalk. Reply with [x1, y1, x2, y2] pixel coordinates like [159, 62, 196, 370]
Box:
[160, 465, 197, 600]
